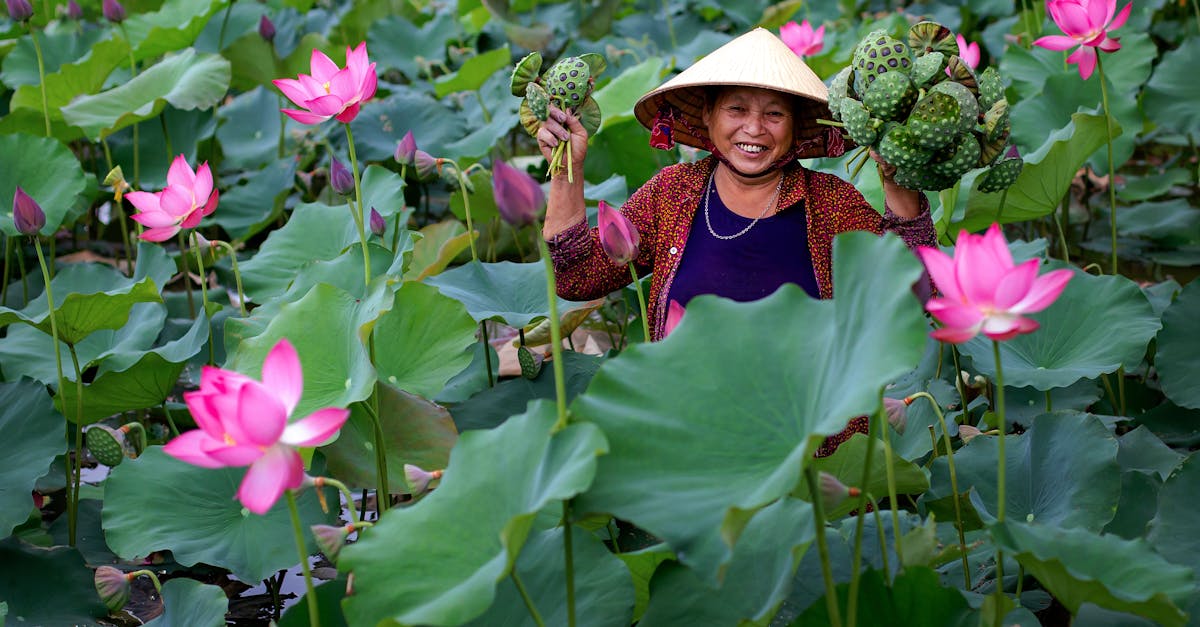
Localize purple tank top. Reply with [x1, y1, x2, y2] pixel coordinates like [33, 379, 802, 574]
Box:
[667, 180, 819, 306]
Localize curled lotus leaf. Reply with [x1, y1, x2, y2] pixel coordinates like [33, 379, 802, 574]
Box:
[910, 51, 946, 88]
[577, 96, 602, 137]
[578, 52, 607, 77]
[510, 51, 543, 97]
[519, 98, 541, 137]
[525, 82, 550, 121]
[908, 21, 957, 57]
[828, 66, 854, 122]
[944, 56, 978, 94]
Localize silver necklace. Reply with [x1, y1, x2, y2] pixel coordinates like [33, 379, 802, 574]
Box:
[703, 170, 783, 241]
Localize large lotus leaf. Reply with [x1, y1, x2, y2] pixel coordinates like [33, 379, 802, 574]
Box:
[1005, 379, 1103, 425]
[373, 282, 477, 399]
[54, 314, 208, 424]
[992, 519, 1193, 627]
[791, 567, 975, 627]
[359, 165, 408, 225]
[1103, 471, 1161, 540]
[367, 11, 460, 79]
[278, 243, 398, 305]
[572, 232, 927, 584]
[346, 88, 466, 162]
[61, 49, 231, 141]
[122, 0, 229, 60]
[958, 265, 1159, 390]
[1156, 278, 1200, 409]
[950, 112, 1108, 233]
[279, 574, 350, 627]
[223, 28, 327, 91]
[447, 168, 500, 226]
[592, 57, 667, 133]
[1149, 453, 1200, 578]
[927, 412, 1121, 530]
[209, 158, 296, 241]
[443, 72, 523, 161]
[0, 134, 87, 236]
[1140, 36, 1200, 135]
[5, 37, 125, 139]
[339, 401, 608, 626]
[449, 350, 603, 432]
[425, 260, 581, 329]
[585, 117, 678, 194]
[1117, 200, 1200, 245]
[639, 497, 815, 627]
[226, 283, 376, 420]
[798, 434, 929, 520]
[0, 264, 161, 345]
[321, 382, 458, 492]
[102, 447, 336, 583]
[433, 45, 511, 98]
[1, 27, 107, 88]
[0, 538, 107, 624]
[143, 578, 228, 627]
[0, 379, 65, 536]
[1117, 425, 1183, 481]
[236, 202, 360, 302]
[464, 525, 635, 627]
[403, 220, 473, 281]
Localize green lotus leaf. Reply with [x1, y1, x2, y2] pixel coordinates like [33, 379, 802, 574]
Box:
[572, 232, 926, 584]
[434, 45, 511, 98]
[1156, 279, 1200, 409]
[1143, 37, 1200, 134]
[1117, 200, 1200, 245]
[339, 401, 608, 626]
[444, 72, 522, 162]
[592, 57, 667, 133]
[0, 27, 106, 89]
[0, 134, 87, 236]
[800, 434, 929, 520]
[1117, 425, 1183, 481]
[122, 0, 229, 60]
[638, 497, 814, 626]
[143, 578, 228, 627]
[403, 220, 472, 281]
[226, 283, 377, 420]
[237, 202, 362, 302]
[0, 380, 66, 536]
[209, 158, 297, 241]
[367, 11, 461, 79]
[1103, 471, 1160, 540]
[61, 48, 231, 141]
[0, 537, 107, 624]
[347, 88, 466, 162]
[1004, 379, 1103, 425]
[992, 519, 1193, 627]
[448, 168, 500, 226]
[463, 525, 635, 627]
[321, 382, 458, 492]
[958, 264, 1159, 390]
[0, 264, 161, 345]
[449, 350, 603, 432]
[791, 566, 974, 626]
[373, 281, 477, 399]
[278, 574, 350, 627]
[425, 260, 580, 329]
[1149, 453, 1200, 582]
[359, 165, 409, 227]
[927, 412, 1120, 530]
[215, 88, 292, 171]
[618, 544, 674, 622]
[5, 36, 120, 138]
[102, 447, 336, 583]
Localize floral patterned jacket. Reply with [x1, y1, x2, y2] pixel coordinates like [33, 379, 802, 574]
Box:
[547, 156, 937, 341]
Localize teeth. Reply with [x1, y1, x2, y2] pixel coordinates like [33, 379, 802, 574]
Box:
[736, 143, 767, 153]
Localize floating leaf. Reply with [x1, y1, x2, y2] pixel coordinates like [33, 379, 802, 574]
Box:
[0, 380, 65, 536]
[1149, 453, 1200, 582]
[143, 579, 229, 627]
[425, 260, 580, 329]
[210, 158, 297, 241]
[0, 264, 161, 345]
[1156, 279, 1200, 409]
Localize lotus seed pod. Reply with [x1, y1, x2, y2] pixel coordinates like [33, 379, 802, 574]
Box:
[910, 51, 946, 88]
[86, 425, 127, 467]
[312, 524, 351, 563]
[510, 51, 542, 97]
[517, 345, 542, 379]
[519, 99, 541, 137]
[908, 21, 957, 57]
[828, 66, 855, 122]
[525, 82, 550, 121]
[892, 165, 958, 191]
[852, 30, 913, 93]
[907, 92, 960, 151]
[94, 567, 131, 611]
[977, 67, 1004, 109]
[978, 156, 1024, 193]
[929, 133, 982, 179]
[878, 124, 932, 169]
[544, 56, 592, 110]
[977, 126, 1012, 167]
[982, 99, 1010, 142]
[944, 56, 979, 94]
[863, 70, 918, 121]
[929, 81, 979, 132]
[840, 98, 881, 146]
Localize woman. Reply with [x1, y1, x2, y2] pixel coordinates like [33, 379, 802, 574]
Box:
[537, 28, 937, 344]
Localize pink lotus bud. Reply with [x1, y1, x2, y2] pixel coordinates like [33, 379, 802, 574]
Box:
[311, 524, 352, 562]
[394, 131, 417, 166]
[818, 471, 861, 512]
[6, 0, 32, 22]
[330, 156, 354, 196]
[663, 299, 685, 338]
[413, 150, 440, 180]
[101, 0, 123, 22]
[955, 34, 980, 69]
[65, 0, 81, 18]
[12, 187, 45, 236]
[94, 566, 132, 611]
[958, 424, 983, 443]
[369, 207, 385, 237]
[258, 14, 275, 42]
[883, 396, 909, 434]
[597, 200, 640, 266]
[491, 160, 545, 227]
[404, 463, 443, 494]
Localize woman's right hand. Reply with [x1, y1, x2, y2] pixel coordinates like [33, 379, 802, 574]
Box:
[537, 105, 589, 181]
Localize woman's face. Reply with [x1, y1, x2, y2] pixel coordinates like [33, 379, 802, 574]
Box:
[701, 86, 795, 177]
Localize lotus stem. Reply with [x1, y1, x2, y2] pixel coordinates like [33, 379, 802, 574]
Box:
[344, 125, 373, 287]
[126, 569, 163, 594]
[994, 188, 1008, 222]
[286, 490, 320, 627]
[481, 320, 494, 388]
[992, 339, 1008, 617]
[2, 236, 11, 306]
[101, 139, 136, 272]
[909, 391, 970, 589]
[949, 345, 970, 422]
[879, 407, 904, 568]
[663, 0, 677, 49]
[310, 476, 360, 525]
[34, 238, 71, 542]
[210, 239, 247, 316]
[1045, 390, 1052, 412]
[176, 232, 196, 317]
[846, 410, 880, 627]
[68, 342, 84, 548]
[805, 467, 843, 627]
[866, 493, 890, 585]
[534, 221, 567, 429]
[27, 24, 50, 137]
[512, 571, 547, 627]
[1053, 202, 1071, 264]
[443, 158, 478, 262]
[16, 241, 29, 303]
[119, 25, 139, 186]
[1095, 55, 1119, 276]
[191, 233, 214, 365]
[628, 263, 651, 342]
[563, 500, 576, 627]
[161, 401, 181, 438]
[359, 399, 389, 514]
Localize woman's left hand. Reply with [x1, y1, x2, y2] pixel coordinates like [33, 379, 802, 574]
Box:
[868, 149, 896, 182]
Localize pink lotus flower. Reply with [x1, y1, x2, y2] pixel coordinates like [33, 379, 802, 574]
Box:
[780, 20, 824, 57]
[273, 42, 377, 124]
[956, 34, 980, 69]
[663, 299, 685, 338]
[125, 155, 218, 242]
[597, 201, 640, 266]
[917, 224, 1073, 344]
[1034, 0, 1132, 80]
[163, 339, 350, 514]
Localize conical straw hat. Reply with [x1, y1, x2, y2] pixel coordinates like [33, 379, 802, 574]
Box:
[634, 27, 835, 158]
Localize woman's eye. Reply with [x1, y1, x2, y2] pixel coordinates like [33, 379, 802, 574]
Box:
[766, 111, 786, 119]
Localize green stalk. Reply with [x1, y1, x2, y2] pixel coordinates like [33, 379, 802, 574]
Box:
[211, 240, 247, 316]
[910, 392, 970, 588]
[126, 569, 163, 594]
[866, 493, 890, 585]
[481, 320, 494, 387]
[277, 95, 287, 159]
[1053, 201, 1071, 264]
[563, 501, 576, 627]
[805, 467, 843, 627]
[344, 125, 373, 288]
[34, 239, 71, 542]
[67, 343, 84, 547]
[1045, 390, 1052, 412]
[314, 476, 361, 525]
[359, 400, 389, 514]
[512, 571, 547, 627]
[879, 409, 905, 568]
[992, 339, 1008, 617]
[949, 345, 970, 422]
[191, 233, 214, 365]
[445, 159, 478, 262]
[2, 236, 11, 306]
[628, 263, 651, 342]
[994, 188, 1008, 222]
[1096, 55, 1119, 276]
[27, 25, 51, 137]
[846, 409, 879, 627]
[17, 242, 29, 304]
[176, 232, 196, 317]
[286, 490, 320, 627]
[118, 24, 139, 186]
[101, 139, 135, 272]
[159, 114, 173, 160]
[161, 401, 181, 438]
[534, 222, 567, 428]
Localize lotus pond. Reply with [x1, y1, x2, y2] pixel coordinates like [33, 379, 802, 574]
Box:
[1, 0, 1199, 625]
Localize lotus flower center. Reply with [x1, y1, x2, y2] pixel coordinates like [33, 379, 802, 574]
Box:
[223, 433, 237, 446]
[323, 81, 331, 94]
